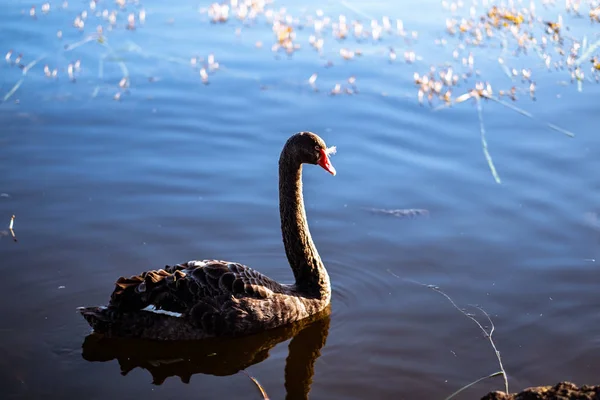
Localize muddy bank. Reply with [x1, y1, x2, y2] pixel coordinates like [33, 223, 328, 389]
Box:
[482, 382, 600, 400]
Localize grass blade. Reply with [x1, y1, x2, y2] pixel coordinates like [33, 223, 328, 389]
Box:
[475, 96, 502, 184]
[100, 40, 129, 78]
[394, 274, 510, 395]
[22, 54, 46, 75]
[484, 96, 575, 137]
[445, 371, 504, 400]
[337, 0, 376, 20]
[3, 78, 23, 102]
[576, 36, 600, 66]
[240, 370, 270, 400]
[63, 35, 97, 52]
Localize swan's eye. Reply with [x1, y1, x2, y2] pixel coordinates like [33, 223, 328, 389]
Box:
[314, 145, 321, 151]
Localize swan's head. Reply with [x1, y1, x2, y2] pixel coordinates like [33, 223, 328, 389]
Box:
[286, 131, 337, 176]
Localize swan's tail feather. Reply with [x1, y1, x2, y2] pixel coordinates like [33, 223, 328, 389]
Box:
[77, 305, 204, 340]
[78, 306, 115, 334]
[77, 306, 149, 337]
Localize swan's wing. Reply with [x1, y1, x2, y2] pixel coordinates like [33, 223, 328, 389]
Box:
[108, 260, 285, 315]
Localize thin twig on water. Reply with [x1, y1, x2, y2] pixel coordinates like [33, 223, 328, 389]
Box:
[3, 54, 46, 102]
[3, 78, 23, 102]
[240, 370, 270, 400]
[475, 95, 502, 184]
[9, 215, 17, 242]
[390, 272, 509, 396]
[445, 371, 504, 400]
[575, 36, 600, 66]
[337, 0, 376, 21]
[429, 286, 509, 395]
[483, 96, 575, 137]
[63, 35, 97, 52]
[100, 40, 130, 78]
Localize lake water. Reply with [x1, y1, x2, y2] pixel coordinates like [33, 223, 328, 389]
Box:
[1, 0, 599, 399]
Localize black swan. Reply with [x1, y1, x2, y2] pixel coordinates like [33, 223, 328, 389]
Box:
[78, 131, 337, 340]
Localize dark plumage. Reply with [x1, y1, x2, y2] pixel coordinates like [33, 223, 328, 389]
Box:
[78, 132, 337, 340]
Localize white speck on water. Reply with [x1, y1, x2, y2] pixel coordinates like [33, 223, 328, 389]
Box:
[58, 286, 65, 289]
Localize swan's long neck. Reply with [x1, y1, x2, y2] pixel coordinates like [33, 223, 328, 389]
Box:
[279, 154, 330, 298]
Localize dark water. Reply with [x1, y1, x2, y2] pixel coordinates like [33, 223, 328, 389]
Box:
[1, 0, 599, 399]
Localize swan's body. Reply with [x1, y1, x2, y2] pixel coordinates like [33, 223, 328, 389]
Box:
[79, 132, 337, 340]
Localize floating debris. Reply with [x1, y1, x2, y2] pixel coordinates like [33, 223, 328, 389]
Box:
[67, 63, 74, 81]
[339, 48, 355, 60]
[308, 73, 317, 88]
[0, 0, 593, 168]
[330, 83, 342, 95]
[240, 370, 269, 400]
[73, 15, 84, 30]
[207, 53, 219, 71]
[9, 215, 16, 242]
[389, 47, 397, 62]
[200, 67, 209, 84]
[366, 208, 430, 218]
[127, 13, 136, 30]
[208, 3, 230, 23]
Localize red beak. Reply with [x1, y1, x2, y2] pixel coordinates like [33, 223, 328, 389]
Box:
[318, 149, 336, 176]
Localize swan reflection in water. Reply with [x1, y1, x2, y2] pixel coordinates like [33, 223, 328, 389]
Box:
[81, 306, 331, 399]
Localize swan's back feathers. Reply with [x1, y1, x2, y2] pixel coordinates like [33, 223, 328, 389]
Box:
[110, 260, 287, 310]
[87, 260, 294, 337]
